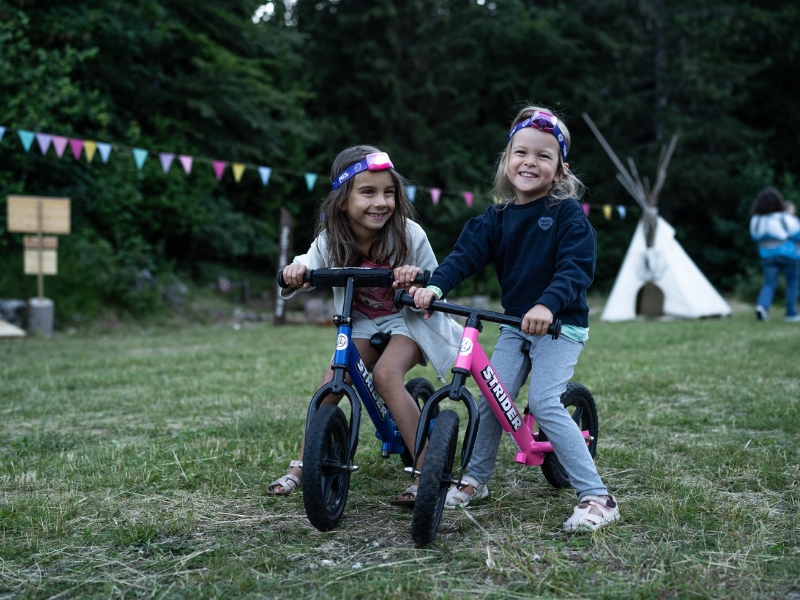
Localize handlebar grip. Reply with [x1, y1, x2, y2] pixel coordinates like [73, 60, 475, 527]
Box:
[548, 319, 562, 340]
[277, 269, 312, 288]
[415, 270, 431, 286]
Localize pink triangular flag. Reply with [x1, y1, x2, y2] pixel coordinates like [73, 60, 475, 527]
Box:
[179, 155, 193, 175]
[581, 202, 590, 216]
[52, 136, 68, 158]
[430, 188, 441, 205]
[69, 139, 84, 160]
[159, 153, 175, 173]
[463, 191, 474, 207]
[36, 133, 53, 155]
[213, 160, 226, 180]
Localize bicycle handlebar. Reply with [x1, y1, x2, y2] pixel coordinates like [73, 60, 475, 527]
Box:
[394, 290, 561, 339]
[277, 267, 430, 290]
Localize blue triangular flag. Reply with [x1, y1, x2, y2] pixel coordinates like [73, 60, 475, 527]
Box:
[258, 166, 272, 186]
[304, 172, 317, 192]
[406, 185, 417, 203]
[617, 205, 626, 220]
[97, 142, 112, 164]
[133, 148, 148, 170]
[18, 130, 35, 152]
[0, 126, 5, 142]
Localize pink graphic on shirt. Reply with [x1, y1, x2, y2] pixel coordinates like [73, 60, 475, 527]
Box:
[353, 259, 399, 319]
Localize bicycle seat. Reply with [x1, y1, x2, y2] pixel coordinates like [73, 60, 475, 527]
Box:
[369, 332, 392, 354]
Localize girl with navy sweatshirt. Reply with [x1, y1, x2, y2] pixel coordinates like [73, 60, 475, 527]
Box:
[410, 106, 619, 532]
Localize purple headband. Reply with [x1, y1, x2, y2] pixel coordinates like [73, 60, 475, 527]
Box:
[507, 111, 568, 161]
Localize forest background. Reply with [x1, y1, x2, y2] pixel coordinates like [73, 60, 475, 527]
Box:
[1, 0, 799, 323]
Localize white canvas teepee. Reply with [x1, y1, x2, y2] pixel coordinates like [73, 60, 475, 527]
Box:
[582, 113, 731, 321]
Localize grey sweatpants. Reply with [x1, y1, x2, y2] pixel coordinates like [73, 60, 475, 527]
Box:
[464, 327, 607, 500]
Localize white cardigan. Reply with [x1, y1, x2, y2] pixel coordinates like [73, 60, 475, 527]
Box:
[280, 219, 463, 382]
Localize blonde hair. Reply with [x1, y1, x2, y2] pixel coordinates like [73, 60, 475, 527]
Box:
[492, 105, 585, 205]
[315, 145, 415, 268]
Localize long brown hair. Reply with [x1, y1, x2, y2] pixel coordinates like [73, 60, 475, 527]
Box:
[314, 145, 415, 267]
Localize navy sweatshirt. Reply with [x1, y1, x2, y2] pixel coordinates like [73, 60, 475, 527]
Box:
[428, 196, 596, 327]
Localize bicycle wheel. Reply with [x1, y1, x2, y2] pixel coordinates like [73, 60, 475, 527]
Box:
[410, 409, 459, 547]
[400, 377, 438, 469]
[540, 382, 599, 489]
[303, 404, 351, 531]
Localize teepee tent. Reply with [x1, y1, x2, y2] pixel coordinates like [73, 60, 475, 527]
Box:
[582, 113, 731, 321]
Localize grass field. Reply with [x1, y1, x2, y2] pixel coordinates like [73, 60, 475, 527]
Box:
[1, 300, 799, 599]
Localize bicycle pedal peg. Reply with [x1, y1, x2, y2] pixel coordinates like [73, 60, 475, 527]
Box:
[348, 463, 360, 472]
[403, 466, 421, 477]
[586, 436, 595, 442]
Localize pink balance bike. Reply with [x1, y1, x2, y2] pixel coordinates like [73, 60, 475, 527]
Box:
[394, 292, 598, 546]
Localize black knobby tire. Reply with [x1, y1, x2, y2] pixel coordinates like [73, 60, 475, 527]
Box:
[410, 409, 459, 547]
[400, 377, 438, 469]
[540, 382, 599, 489]
[302, 404, 351, 531]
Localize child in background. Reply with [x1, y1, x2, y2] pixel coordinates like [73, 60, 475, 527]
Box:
[749, 187, 800, 322]
[410, 106, 620, 531]
[268, 145, 462, 505]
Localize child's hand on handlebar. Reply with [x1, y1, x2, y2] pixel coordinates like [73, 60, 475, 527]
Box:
[521, 304, 553, 336]
[408, 286, 439, 320]
[282, 263, 310, 289]
[392, 265, 422, 289]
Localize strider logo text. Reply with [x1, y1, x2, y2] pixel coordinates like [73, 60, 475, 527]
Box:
[480, 365, 522, 431]
[356, 359, 387, 419]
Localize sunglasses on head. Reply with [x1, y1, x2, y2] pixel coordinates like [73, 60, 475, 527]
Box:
[507, 111, 569, 161]
[331, 152, 394, 190]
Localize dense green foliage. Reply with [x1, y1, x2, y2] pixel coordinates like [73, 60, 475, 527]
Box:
[2, 0, 800, 319]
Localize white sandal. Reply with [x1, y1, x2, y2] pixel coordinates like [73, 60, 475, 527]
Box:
[445, 474, 489, 509]
[563, 495, 620, 532]
[266, 460, 303, 495]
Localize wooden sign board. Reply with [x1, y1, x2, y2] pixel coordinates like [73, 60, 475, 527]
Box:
[23, 236, 59, 249]
[7, 196, 71, 234]
[24, 250, 58, 275]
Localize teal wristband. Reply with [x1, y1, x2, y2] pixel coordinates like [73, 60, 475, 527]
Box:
[426, 285, 443, 299]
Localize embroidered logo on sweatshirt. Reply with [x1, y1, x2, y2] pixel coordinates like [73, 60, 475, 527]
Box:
[538, 216, 553, 230]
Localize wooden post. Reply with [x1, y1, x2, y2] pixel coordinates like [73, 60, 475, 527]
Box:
[37, 199, 44, 301]
[273, 207, 294, 326]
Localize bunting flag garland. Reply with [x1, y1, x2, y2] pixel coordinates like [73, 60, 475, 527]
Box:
[1, 125, 644, 215]
[70, 139, 83, 160]
[258, 166, 272, 186]
[232, 163, 246, 183]
[18, 130, 34, 152]
[133, 148, 148, 170]
[84, 141, 97, 163]
[97, 142, 112, 164]
[179, 154, 193, 175]
[159, 152, 174, 173]
[52, 136, 68, 158]
[304, 172, 317, 191]
[213, 160, 226, 180]
[36, 133, 52, 155]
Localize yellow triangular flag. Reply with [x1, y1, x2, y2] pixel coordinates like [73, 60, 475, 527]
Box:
[602, 204, 612, 220]
[232, 163, 246, 183]
[84, 141, 97, 163]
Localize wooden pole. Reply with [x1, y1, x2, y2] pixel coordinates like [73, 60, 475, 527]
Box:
[37, 200, 44, 301]
[273, 207, 294, 326]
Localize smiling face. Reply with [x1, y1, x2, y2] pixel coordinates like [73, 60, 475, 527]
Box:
[340, 170, 396, 245]
[506, 127, 565, 204]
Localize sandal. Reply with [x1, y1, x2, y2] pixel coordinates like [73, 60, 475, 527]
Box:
[563, 494, 620, 532]
[389, 485, 418, 507]
[444, 474, 489, 509]
[266, 460, 303, 495]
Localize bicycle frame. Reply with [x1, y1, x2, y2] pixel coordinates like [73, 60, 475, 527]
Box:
[299, 269, 419, 466]
[397, 293, 591, 474]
